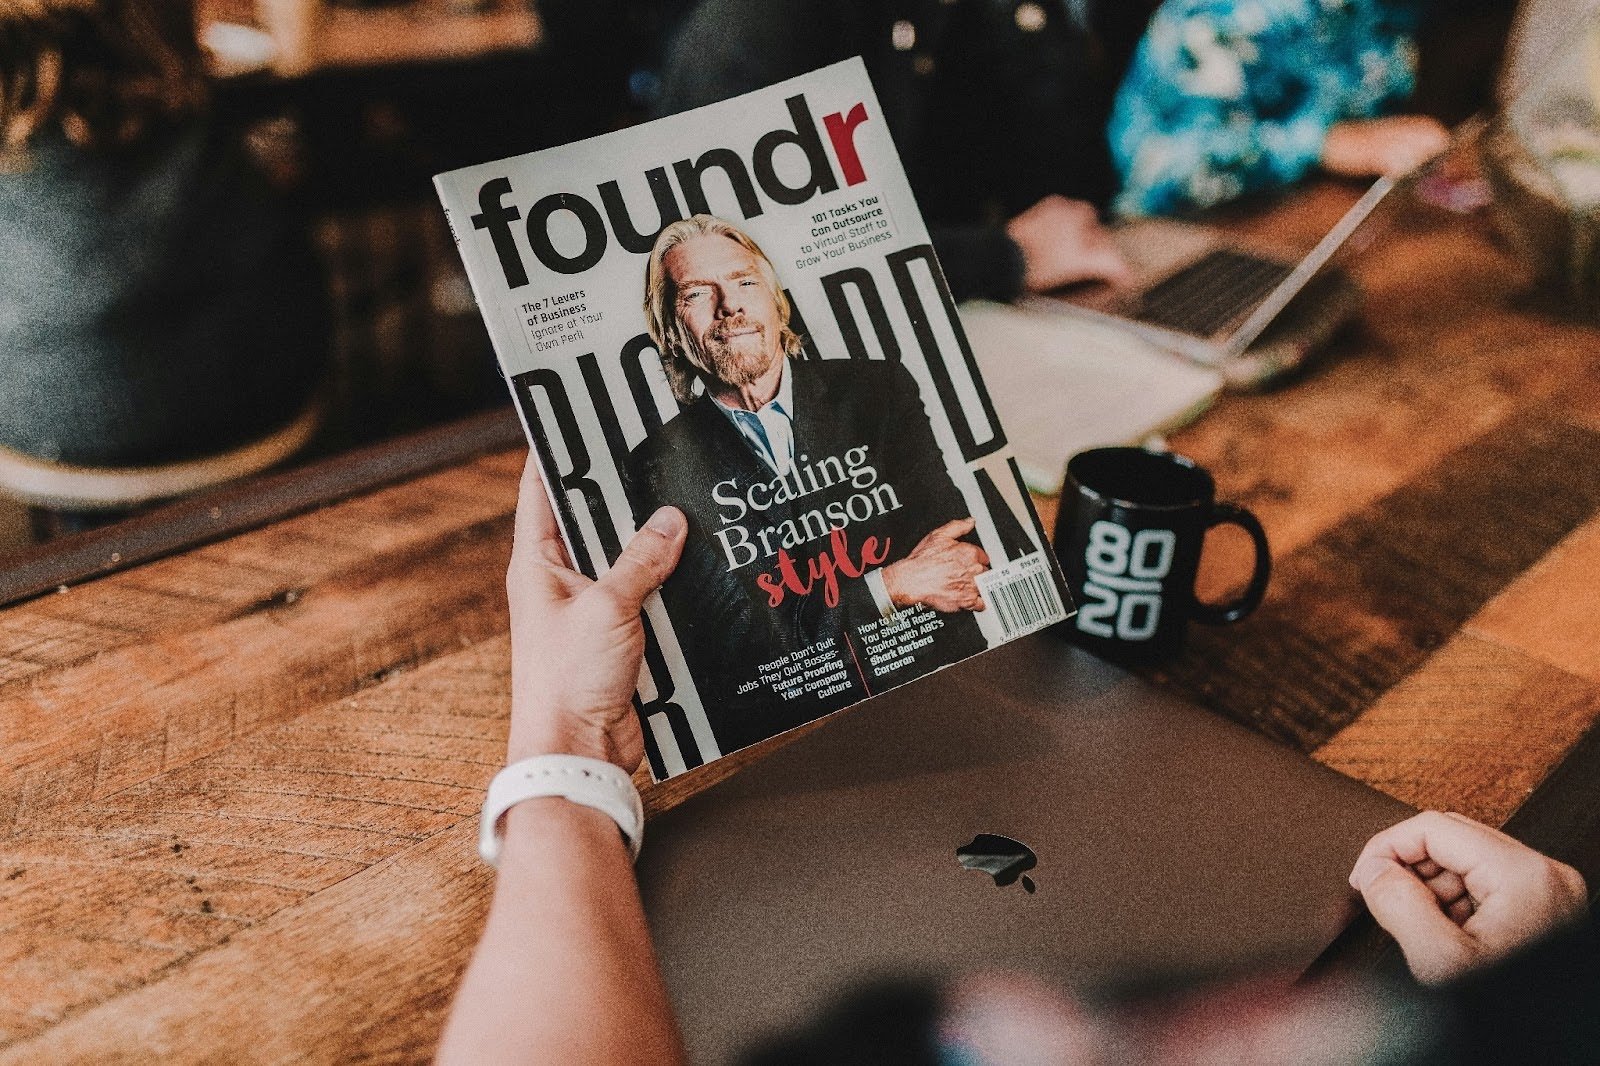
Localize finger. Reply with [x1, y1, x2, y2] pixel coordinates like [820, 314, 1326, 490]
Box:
[1445, 895, 1476, 925]
[595, 507, 687, 609]
[929, 517, 977, 541]
[954, 580, 985, 612]
[1412, 858, 1443, 880]
[1351, 811, 1528, 897]
[951, 546, 988, 571]
[1412, 120, 1452, 154]
[1422, 868, 1470, 910]
[1359, 861, 1476, 984]
[512, 456, 573, 569]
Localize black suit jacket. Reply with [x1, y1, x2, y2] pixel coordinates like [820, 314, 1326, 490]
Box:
[626, 358, 987, 753]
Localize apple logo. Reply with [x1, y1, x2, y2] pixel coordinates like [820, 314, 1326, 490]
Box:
[957, 834, 1037, 893]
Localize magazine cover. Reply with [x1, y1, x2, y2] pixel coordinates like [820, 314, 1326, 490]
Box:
[435, 59, 1071, 781]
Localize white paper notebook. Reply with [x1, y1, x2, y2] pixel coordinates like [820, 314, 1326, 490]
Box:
[960, 300, 1223, 494]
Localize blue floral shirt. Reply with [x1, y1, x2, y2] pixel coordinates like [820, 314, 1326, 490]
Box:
[1108, 0, 1423, 216]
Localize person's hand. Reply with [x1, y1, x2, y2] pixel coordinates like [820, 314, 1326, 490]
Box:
[1005, 195, 1133, 292]
[1321, 115, 1451, 179]
[881, 518, 990, 613]
[1349, 810, 1588, 985]
[505, 457, 687, 771]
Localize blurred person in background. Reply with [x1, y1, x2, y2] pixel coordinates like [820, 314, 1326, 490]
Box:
[1109, 0, 1453, 216]
[0, 0, 327, 488]
[654, 0, 1137, 302]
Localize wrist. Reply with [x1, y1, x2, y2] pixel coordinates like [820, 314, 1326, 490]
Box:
[881, 561, 910, 608]
[499, 796, 622, 858]
[507, 707, 627, 768]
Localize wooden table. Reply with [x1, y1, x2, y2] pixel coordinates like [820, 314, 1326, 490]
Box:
[203, 0, 542, 78]
[3, 185, 1599, 1060]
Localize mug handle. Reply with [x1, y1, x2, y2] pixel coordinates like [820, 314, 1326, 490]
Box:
[1191, 503, 1271, 625]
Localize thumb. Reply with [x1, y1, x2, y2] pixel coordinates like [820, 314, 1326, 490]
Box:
[1358, 861, 1476, 984]
[597, 507, 687, 608]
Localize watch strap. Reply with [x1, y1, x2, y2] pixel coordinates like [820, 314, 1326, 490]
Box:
[479, 754, 644, 866]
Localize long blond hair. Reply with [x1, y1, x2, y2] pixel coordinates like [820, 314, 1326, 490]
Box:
[0, 0, 207, 153]
[643, 214, 804, 405]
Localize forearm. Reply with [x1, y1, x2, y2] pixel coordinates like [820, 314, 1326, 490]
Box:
[437, 800, 685, 1066]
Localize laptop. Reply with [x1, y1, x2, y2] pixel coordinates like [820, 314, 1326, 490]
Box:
[1058, 177, 1398, 382]
[639, 635, 1411, 1062]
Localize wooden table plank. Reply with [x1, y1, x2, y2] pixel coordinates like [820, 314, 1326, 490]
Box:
[0, 453, 519, 689]
[1147, 410, 1600, 749]
[1564, 381, 1600, 433]
[0, 821, 486, 1064]
[1, 463, 517, 835]
[0, 639, 509, 1050]
[1313, 634, 1600, 824]
[1, 532, 508, 832]
[1312, 511, 1600, 826]
[1315, 511, 1600, 823]
[1467, 515, 1600, 684]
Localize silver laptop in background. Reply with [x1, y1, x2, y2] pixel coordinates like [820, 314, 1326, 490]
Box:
[1062, 116, 1490, 380]
[638, 636, 1411, 1063]
[1060, 176, 1398, 370]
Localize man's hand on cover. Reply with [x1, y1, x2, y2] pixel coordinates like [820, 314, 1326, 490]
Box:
[882, 518, 990, 614]
[1350, 810, 1588, 985]
[1005, 195, 1133, 293]
[506, 457, 687, 772]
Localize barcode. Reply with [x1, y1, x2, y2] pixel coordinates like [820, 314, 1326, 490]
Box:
[976, 553, 1066, 640]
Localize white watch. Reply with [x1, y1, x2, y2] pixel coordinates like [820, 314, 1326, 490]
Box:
[478, 754, 644, 867]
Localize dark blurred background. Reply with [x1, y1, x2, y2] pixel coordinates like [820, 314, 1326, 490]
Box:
[0, 0, 1527, 555]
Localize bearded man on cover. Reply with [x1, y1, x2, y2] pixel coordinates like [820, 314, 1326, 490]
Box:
[626, 214, 991, 754]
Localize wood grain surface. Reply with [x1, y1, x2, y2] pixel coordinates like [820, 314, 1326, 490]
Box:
[1148, 411, 1600, 750]
[4, 186, 1600, 1061]
[1, 640, 509, 1059]
[1, 452, 522, 839]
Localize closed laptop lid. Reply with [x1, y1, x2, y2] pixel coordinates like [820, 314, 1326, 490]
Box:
[639, 635, 1411, 1063]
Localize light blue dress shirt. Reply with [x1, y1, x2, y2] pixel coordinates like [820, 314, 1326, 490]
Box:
[712, 357, 796, 477]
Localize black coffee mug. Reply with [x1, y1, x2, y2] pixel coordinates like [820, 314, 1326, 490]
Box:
[1053, 447, 1270, 663]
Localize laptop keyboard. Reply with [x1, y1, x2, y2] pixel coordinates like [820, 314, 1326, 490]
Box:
[1132, 248, 1295, 339]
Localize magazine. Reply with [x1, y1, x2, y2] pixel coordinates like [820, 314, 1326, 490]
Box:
[435, 58, 1071, 780]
